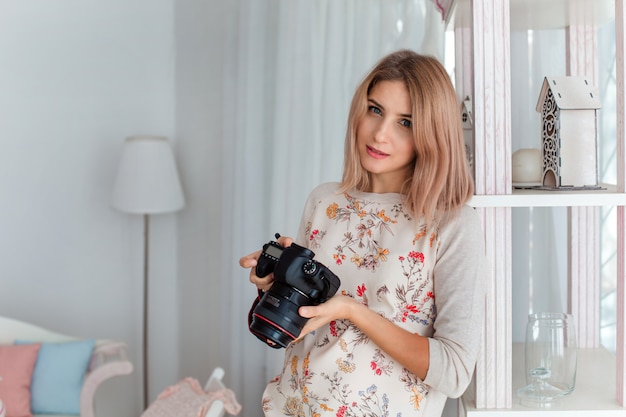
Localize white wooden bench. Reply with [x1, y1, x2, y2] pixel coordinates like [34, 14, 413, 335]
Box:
[0, 316, 132, 417]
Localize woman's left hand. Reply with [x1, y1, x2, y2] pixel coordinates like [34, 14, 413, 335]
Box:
[296, 295, 359, 338]
[297, 290, 430, 380]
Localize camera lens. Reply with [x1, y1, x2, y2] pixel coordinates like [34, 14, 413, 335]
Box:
[249, 283, 310, 348]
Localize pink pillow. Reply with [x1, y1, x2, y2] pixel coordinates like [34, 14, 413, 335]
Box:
[0, 344, 41, 417]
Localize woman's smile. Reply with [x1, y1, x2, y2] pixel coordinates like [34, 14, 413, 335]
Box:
[366, 145, 389, 159]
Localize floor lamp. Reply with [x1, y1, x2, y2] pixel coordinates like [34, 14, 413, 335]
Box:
[111, 135, 185, 409]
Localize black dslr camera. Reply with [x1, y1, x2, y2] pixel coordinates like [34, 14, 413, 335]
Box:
[248, 239, 341, 348]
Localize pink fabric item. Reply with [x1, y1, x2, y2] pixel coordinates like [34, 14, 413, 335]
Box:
[0, 344, 41, 417]
[205, 390, 241, 416]
[142, 378, 241, 417]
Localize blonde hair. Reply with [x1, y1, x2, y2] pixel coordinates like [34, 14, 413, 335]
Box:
[340, 49, 474, 222]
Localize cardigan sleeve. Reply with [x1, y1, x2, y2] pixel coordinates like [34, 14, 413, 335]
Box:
[422, 205, 487, 398]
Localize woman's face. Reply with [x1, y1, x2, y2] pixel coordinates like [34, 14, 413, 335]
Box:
[356, 80, 416, 193]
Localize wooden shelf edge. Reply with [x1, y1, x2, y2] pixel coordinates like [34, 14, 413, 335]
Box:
[469, 184, 626, 207]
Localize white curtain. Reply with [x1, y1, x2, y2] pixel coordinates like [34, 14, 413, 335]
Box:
[510, 29, 569, 343]
[219, 1, 445, 414]
[597, 21, 617, 353]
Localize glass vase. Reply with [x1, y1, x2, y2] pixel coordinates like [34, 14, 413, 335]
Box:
[517, 312, 577, 408]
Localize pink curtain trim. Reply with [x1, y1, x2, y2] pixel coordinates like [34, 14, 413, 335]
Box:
[432, 0, 451, 19]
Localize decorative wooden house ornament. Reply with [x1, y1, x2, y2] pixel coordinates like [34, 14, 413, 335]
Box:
[460, 96, 474, 177]
[536, 76, 601, 189]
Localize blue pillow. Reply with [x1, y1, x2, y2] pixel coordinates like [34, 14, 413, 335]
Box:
[16, 339, 95, 415]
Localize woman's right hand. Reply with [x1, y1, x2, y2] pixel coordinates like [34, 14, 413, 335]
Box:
[239, 235, 294, 292]
[239, 249, 274, 292]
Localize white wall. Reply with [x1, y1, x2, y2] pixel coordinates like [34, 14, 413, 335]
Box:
[0, 1, 179, 416]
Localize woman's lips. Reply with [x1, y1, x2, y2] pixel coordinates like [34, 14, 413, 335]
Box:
[366, 145, 389, 159]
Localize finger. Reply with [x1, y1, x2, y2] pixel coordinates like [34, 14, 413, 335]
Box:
[240, 258, 257, 268]
[239, 250, 261, 268]
[256, 283, 273, 292]
[295, 318, 317, 341]
[249, 271, 271, 284]
[277, 236, 294, 248]
[250, 272, 274, 291]
[298, 305, 316, 318]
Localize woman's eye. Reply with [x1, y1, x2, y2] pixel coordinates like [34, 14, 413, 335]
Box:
[369, 105, 382, 115]
[400, 119, 412, 128]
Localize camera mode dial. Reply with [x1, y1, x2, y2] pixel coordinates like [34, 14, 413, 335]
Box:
[302, 260, 317, 275]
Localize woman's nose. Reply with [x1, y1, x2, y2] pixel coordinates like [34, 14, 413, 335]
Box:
[374, 120, 392, 143]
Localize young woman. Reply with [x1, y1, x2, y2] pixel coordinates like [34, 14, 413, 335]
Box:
[240, 49, 486, 417]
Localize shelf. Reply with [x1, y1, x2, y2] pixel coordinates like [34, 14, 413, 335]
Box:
[469, 184, 626, 208]
[450, 0, 626, 412]
[461, 344, 626, 416]
[447, 0, 615, 31]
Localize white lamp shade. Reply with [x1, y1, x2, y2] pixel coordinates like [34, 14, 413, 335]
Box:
[112, 135, 185, 214]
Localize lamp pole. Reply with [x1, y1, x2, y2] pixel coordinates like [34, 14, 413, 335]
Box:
[142, 213, 150, 409]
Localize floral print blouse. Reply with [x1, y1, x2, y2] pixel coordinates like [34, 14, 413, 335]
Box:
[262, 183, 486, 417]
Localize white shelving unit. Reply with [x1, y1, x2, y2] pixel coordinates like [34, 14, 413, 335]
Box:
[445, 0, 626, 414]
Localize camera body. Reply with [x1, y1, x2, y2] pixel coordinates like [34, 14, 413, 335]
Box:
[249, 240, 340, 348]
